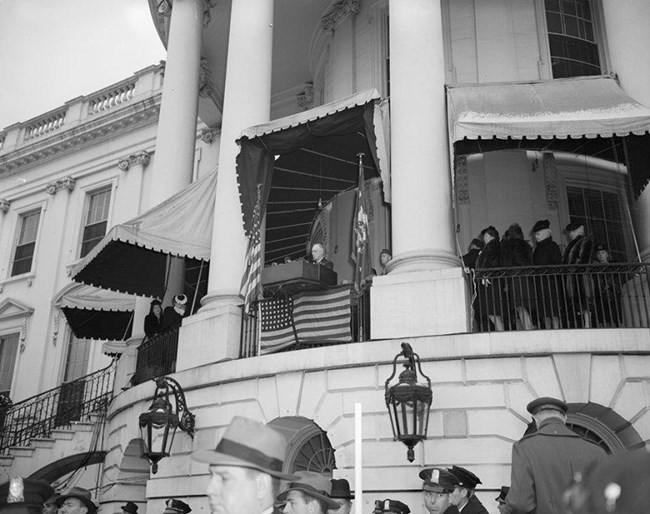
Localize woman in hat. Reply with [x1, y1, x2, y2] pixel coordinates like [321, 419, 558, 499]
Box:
[161, 294, 188, 331]
[563, 221, 594, 328]
[591, 243, 620, 327]
[144, 299, 162, 338]
[531, 219, 563, 329]
[475, 226, 505, 331]
[500, 223, 534, 330]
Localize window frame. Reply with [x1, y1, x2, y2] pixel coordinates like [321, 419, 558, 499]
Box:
[0, 330, 21, 397]
[8, 202, 45, 279]
[77, 181, 115, 259]
[535, 0, 610, 80]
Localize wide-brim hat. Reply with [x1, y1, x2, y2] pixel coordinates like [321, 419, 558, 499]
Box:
[192, 416, 297, 480]
[56, 487, 97, 513]
[532, 219, 550, 233]
[449, 466, 482, 489]
[419, 468, 458, 493]
[565, 221, 583, 232]
[330, 479, 354, 499]
[526, 397, 568, 415]
[121, 501, 138, 514]
[277, 471, 339, 510]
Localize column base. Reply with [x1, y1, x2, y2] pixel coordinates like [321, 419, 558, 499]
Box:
[176, 303, 242, 371]
[371, 267, 470, 338]
[387, 248, 462, 274]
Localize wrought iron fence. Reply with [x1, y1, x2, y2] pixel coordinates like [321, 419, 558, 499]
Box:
[132, 328, 180, 386]
[0, 362, 115, 454]
[471, 263, 650, 332]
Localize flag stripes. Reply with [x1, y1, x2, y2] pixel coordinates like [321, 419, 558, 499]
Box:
[259, 298, 296, 354]
[240, 184, 264, 311]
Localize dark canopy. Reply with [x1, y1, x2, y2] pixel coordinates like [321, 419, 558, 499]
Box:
[236, 89, 390, 263]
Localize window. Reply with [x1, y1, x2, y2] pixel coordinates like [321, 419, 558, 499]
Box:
[11, 210, 41, 276]
[566, 186, 627, 261]
[545, 0, 601, 78]
[0, 333, 19, 396]
[80, 187, 111, 258]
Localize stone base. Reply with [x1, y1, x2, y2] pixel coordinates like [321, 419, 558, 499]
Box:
[370, 267, 470, 338]
[175, 303, 242, 371]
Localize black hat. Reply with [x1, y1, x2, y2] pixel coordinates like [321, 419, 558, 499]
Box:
[121, 501, 138, 514]
[56, 487, 97, 514]
[0, 477, 54, 514]
[565, 221, 583, 232]
[419, 468, 459, 493]
[495, 486, 510, 503]
[532, 219, 550, 233]
[330, 479, 354, 499]
[594, 243, 609, 252]
[277, 471, 340, 510]
[173, 294, 188, 306]
[449, 466, 482, 490]
[163, 499, 191, 514]
[380, 249, 392, 257]
[150, 299, 161, 307]
[373, 499, 410, 514]
[526, 397, 568, 415]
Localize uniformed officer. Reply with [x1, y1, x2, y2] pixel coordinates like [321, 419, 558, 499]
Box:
[0, 477, 54, 514]
[419, 468, 459, 514]
[163, 499, 191, 514]
[373, 499, 410, 514]
[506, 397, 607, 514]
[447, 466, 488, 514]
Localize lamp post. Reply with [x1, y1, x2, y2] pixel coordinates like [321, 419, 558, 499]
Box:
[139, 376, 195, 474]
[384, 342, 432, 462]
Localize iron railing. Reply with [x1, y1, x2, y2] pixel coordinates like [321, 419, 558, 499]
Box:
[132, 328, 180, 386]
[471, 263, 650, 332]
[0, 362, 116, 454]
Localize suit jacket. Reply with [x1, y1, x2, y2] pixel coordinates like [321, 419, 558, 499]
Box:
[506, 418, 607, 514]
[459, 495, 489, 514]
[308, 257, 334, 270]
[532, 237, 562, 266]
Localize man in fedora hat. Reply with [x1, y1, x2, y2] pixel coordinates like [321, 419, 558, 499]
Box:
[56, 487, 97, 514]
[419, 468, 459, 514]
[0, 477, 54, 514]
[278, 471, 339, 514]
[43, 494, 59, 514]
[506, 397, 606, 514]
[447, 466, 488, 514]
[163, 499, 191, 514]
[193, 416, 296, 514]
[328, 479, 353, 514]
[121, 501, 139, 514]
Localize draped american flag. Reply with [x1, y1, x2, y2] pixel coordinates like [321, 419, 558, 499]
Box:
[351, 153, 372, 294]
[260, 285, 353, 354]
[240, 184, 264, 312]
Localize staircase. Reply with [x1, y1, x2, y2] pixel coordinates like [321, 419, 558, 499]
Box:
[0, 363, 115, 481]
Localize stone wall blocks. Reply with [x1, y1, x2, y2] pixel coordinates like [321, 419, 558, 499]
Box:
[328, 366, 377, 390]
[443, 411, 468, 438]
[312, 392, 344, 431]
[467, 409, 527, 442]
[553, 354, 592, 402]
[193, 401, 264, 428]
[612, 381, 647, 422]
[422, 437, 513, 465]
[216, 379, 258, 403]
[632, 409, 650, 443]
[523, 356, 563, 399]
[589, 355, 623, 407]
[146, 474, 209, 499]
[186, 385, 223, 407]
[257, 376, 280, 421]
[465, 357, 523, 382]
[506, 382, 537, 421]
[342, 389, 387, 415]
[297, 371, 328, 418]
[431, 384, 505, 409]
[276, 371, 305, 416]
[420, 359, 464, 383]
[622, 355, 650, 379]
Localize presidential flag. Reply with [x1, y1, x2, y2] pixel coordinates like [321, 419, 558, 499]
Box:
[351, 153, 373, 294]
[240, 184, 264, 312]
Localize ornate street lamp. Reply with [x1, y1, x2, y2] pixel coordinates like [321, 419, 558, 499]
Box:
[139, 376, 195, 474]
[384, 342, 433, 462]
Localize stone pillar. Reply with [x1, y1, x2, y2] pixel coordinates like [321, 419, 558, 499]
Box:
[370, 0, 469, 338]
[177, 0, 274, 370]
[150, 0, 204, 201]
[601, 0, 650, 261]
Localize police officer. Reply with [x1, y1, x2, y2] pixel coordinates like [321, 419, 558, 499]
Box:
[506, 397, 607, 514]
[373, 499, 410, 514]
[419, 468, 459, 514]
[447, 466, 488, 514]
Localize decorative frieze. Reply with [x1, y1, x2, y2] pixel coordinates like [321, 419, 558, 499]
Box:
[199, 58, 215, 98]
[455, 155, 470, 204]
[118, 150, 152, 171]
[201, 126, 220, 144]
[0, 198, 10, 213]
[297, 82, 315, 111]
[543, 152, 559, 211]
[45, 176, 76, 195]
[321, 0, 361, 33]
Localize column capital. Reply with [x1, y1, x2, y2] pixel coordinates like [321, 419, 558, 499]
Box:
[201, 126, 221, 144]
[0, 198, 10, 213]
[321, 0, 360, 33]
[157, 0, 216, 27]
[199, 58, 216, 98]
[118, 150, 152, 171]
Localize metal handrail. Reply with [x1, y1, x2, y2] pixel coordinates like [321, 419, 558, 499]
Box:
[132, 328, 180, 386]
[0, 361, 116, 454]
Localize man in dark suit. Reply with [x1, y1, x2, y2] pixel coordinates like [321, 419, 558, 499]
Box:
[448, 466, 488, 514]
[308, 243, 334, 270]
[419, 468, 460, 514]
[506, 397, 607, 514]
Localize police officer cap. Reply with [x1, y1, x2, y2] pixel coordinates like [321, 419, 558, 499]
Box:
[594, 243, 608, 252]
[0, 477, 54, 514]
[449, 466, 482, 489]
[163, 499, 191, 514]
[373, 499, 410, 514]
[419, 468, 459, 493]
[526, 396, 568, 415]
[532, 219, 550, 233]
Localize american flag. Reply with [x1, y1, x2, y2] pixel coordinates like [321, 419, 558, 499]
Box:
[351, 153, 372, 294]
[240, 184, 263, 312]
[260, 286, 353, 354]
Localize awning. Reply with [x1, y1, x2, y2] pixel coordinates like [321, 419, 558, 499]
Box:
[71, 170, 218, 297]
[447, 76, 650, 142]
[54, 283, 136, 341]
[237, 89, 390, 263]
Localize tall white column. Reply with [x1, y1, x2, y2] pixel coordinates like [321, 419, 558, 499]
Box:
[602, 0, 650, 262]
[151, 0, 204, 201]
[370, 0, 469, 338]
[177, 0, 274, 370]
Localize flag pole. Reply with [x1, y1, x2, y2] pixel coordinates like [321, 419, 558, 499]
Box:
[354, 402, 363, 514]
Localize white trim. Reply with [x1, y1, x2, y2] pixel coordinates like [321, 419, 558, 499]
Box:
[6, 200, 47, 280]
[75, 177, 117, 259]
[369, 0, 389, 96]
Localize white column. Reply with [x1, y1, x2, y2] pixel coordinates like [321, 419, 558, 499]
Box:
[388, 0, 458, 272]
[177, 0, 274, 370]
[370, 0, 469, 338]
[150, 0, 204, 201]
[601, 0, 650, 262]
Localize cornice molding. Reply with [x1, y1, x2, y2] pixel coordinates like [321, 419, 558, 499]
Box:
[0, 94, 162, 176]
[321, 0, 361, 33]
[118, 150, 152, 171]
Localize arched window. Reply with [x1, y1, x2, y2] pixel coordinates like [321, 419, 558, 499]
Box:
[268, 416, 337, 474]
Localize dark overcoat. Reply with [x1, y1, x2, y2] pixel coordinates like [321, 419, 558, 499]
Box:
[532, 237, 563, 319]
[506, 418, 607, 514]
[461, 495, 489, 514]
